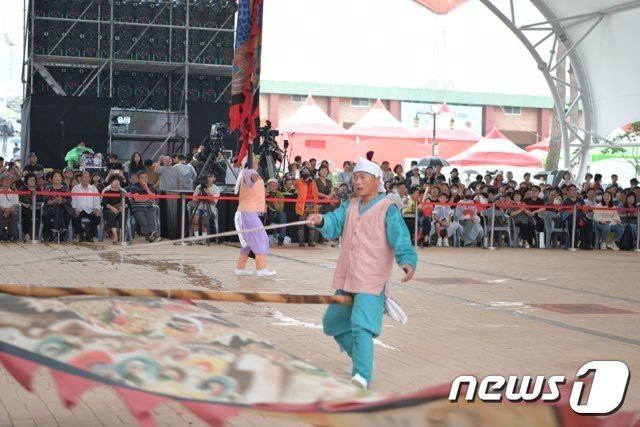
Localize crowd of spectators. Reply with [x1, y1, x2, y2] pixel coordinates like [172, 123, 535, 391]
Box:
[1, 150, 639, 252]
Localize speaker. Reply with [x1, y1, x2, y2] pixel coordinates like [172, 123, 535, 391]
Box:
[22, 95, 112, 168]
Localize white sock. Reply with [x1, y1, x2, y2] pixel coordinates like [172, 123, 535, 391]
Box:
[194, 231, 200, 237]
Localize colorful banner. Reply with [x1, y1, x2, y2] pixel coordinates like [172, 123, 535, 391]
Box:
[0, 294, 636, 426]
[229, 0, 264, 165]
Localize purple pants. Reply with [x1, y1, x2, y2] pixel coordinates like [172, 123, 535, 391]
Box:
[236, 211, 270, 255]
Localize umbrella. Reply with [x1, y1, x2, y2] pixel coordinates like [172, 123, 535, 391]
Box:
[533, 170, 550, 180]
[462, 169, 479, 175]
[0, 291, 632, 426]
[418, 156, 450, 168]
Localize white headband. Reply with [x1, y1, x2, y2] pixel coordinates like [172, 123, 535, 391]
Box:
[353, 158, 385, 192]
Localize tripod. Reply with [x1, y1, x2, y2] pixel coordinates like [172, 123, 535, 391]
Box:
[258, 138, 283, 181]
[190, 137, 236, 244]
[277, 139, 291, 178]
[188, 183, 219, 245]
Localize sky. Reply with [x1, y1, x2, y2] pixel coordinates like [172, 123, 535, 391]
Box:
[0, 0, 551, 98]
[0, 0, 24, 96]
[261, 0, 550, 95]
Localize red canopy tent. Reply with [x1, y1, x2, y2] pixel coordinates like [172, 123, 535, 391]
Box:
[447, 128, 542, 167]
[279, 96, 358, 167]
[525, 137, 550, 152]
[348, 99, 431, 166]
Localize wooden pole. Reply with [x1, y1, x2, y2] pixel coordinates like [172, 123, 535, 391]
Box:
[0, 284, 354, 305]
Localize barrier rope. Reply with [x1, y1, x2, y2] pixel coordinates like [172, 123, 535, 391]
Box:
[1, 190, 637, 212]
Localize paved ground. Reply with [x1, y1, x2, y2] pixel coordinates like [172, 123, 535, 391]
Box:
[0, 239, 639, 426]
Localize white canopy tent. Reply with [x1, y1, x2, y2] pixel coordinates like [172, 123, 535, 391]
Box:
[480, 0, 640, 179]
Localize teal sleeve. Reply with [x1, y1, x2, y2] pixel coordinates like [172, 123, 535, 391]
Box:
[385, 204, 418, 270]
[317, 200, 349, 240]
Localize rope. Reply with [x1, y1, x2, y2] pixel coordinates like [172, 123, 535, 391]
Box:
[0, 219, 314, 267]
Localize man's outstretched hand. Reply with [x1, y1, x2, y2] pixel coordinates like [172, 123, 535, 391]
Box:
[400, 264, 414, 282]
[306, 214, 323, 227]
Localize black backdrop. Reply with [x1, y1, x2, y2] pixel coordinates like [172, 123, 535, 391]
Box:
[22, 95, 112, 168]
[187, 100, 238, 152]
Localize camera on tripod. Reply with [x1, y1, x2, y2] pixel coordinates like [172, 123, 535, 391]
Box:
[206, 122, 228, 154]
[258, 120, 280, 140]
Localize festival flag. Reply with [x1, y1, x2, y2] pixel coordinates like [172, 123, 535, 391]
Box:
[229, 0, 264, 166]
[0, 293, 636, 425]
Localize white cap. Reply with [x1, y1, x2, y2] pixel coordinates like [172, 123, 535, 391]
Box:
[353, 158, 384, 193]
[353, 158, 382, 177]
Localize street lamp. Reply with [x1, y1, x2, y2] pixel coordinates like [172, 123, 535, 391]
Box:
[413, 103, 453, 156]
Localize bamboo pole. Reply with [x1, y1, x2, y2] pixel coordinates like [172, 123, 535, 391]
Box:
[0, 284, 354, 305]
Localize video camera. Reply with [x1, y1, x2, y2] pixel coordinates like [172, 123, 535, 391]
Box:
[205, 122, 229, 154]
[258, 120, 280, 140]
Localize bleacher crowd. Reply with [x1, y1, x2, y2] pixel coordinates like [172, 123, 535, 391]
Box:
[1, 149, 639, 251]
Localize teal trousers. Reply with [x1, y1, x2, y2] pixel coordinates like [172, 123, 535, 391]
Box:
[322, 289, 385, 383]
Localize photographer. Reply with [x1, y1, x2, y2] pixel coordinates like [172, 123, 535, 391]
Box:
[295, 167, 319, 246]
[191, 173, 220, 241]
[195, 146, 228, 186]
[265, 178, 287, 246]
[257, 141, 283, 181]
[256, 121, 283, 181]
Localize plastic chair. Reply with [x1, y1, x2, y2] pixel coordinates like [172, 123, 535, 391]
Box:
[129, 204, 160, 241]
[481, 208, 512, 247]
[537, 211, 569, 249]
[69, 211, 104, 242]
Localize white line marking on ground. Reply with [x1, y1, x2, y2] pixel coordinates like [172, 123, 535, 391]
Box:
[268, 309, 399, 350]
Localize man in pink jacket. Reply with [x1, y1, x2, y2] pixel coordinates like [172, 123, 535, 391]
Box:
[307, 159, 417, 389]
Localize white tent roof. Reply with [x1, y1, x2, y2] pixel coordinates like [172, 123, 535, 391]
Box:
[348, 99, 420, 139]
[448, 128, 542, 167]
[531, 0, 640, 136]
[279, 95, 348, 135]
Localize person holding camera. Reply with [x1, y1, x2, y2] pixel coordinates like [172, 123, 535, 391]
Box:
[266, 178, 287, 246]
[191, 173, 220, 242]
[257, 143, 283, 181]
[295, 167, 319, 247]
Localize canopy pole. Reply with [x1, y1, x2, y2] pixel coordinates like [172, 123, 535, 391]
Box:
[0, 284, 354, 305]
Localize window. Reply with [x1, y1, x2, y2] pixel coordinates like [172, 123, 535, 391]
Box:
[291, 95, 306, 103]
[503, 106, 521, 115]
[351, 98, 370, 107]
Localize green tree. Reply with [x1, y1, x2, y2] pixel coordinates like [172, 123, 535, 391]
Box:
[601, 121, 640, 175]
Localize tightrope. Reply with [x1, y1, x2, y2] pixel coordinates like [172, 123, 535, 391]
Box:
[0, 219, 313, 267]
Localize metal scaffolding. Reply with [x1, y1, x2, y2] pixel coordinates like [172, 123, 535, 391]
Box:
[23, 0, 236, 156]
[479, 0, 640, 178]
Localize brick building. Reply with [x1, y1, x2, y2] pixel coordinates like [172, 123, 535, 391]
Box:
[259, 80, 565, 148]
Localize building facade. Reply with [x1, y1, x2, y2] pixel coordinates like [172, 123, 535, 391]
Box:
[259, 80, 570, 148]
